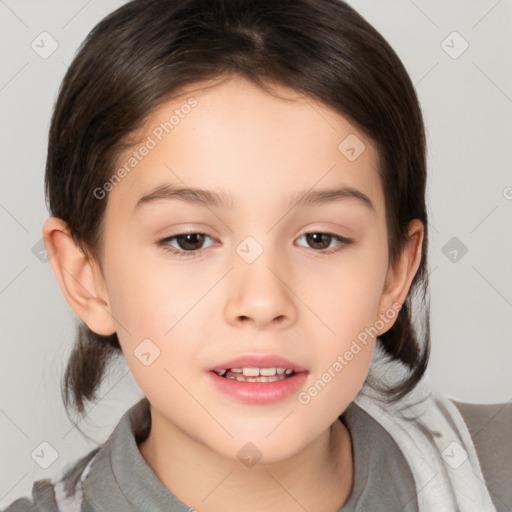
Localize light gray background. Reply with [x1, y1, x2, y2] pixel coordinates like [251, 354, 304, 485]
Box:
[1, 0, 511, 506]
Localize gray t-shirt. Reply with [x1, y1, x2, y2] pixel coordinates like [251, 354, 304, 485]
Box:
[2, 397, 419, 511]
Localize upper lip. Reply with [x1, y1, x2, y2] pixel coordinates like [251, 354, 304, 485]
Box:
[209, 354, 308, 373]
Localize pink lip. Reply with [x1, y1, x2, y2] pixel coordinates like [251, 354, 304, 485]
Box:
[207, 353, 308, 405]
[208, 354, 307, 373]
[207, 371, 308, 405]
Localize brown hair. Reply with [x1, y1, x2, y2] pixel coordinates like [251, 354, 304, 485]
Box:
[45, 0, 430, 420]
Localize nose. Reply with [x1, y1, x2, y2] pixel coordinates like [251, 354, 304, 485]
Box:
[223, 253, 298, 331]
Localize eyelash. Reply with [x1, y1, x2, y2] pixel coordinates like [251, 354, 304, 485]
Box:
[156, 230, 353, 259]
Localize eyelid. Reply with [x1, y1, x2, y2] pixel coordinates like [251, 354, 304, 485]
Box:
[157, 230, 219, 258]
[295, 230, 353, 253]
[157, 228, 353, 258]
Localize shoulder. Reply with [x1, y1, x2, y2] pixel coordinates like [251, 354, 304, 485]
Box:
[1, 447, 100, 512]
[451, 399, 512, 510]
[452, 399, 512, 459]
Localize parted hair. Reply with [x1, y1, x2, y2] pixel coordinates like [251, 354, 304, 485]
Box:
[45, 0, 431, 419]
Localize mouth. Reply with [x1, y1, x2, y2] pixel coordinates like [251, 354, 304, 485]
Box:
[207, 355, 308, 404]
[209, 354, 307, 380]
[213, 366, 296, 383]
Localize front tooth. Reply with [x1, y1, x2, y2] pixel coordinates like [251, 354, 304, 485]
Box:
[231, 368, 242, 373]
[259, 367, 277, 376]
[242, 367, 260, 377]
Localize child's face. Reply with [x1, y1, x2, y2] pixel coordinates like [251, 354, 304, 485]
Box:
[97, 75, 396, 461]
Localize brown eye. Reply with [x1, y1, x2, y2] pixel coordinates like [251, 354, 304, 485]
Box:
[296, 232, 353, 253]
[157, 232, 217, 258]
[305, 233, 331, 250]
[173, 233, 207, 251]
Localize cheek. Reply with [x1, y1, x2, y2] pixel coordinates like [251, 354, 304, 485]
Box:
[308, 269, 380, 379]
[301, 251, 387, 341]
[105, 247, 207, 336]
[295, 239, 387, 409]
[103, 249, 217, 377]
[297, 340, 374, 437]
[297, 269, 381, 419]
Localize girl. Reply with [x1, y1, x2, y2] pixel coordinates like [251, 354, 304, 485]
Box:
[3, 0, 510, 511]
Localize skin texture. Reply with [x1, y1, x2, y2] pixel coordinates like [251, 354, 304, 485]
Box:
[43, 75, 424, 511]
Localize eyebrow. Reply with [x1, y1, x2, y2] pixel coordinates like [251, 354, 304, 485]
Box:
[131, 183, 375, 215]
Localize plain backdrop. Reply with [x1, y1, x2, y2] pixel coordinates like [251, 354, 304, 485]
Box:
[1, 0, 511, 506]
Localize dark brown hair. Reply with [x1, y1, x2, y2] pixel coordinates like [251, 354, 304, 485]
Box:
[45, 0, 430, 420]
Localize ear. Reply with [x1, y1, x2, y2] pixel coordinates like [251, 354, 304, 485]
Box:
[42, 216, 116, 336]
[376, 219, 424, 335]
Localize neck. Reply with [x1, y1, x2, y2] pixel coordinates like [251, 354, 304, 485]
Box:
[138, 409, 354, 512]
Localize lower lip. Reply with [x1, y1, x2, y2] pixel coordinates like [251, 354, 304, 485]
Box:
[207, 371, 308, 405]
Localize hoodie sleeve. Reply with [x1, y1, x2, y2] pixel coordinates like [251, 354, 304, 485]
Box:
[1, 479, 59, 512]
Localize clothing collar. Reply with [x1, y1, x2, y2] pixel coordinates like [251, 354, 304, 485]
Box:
[81, 394, 417, 511]
[353, 339, 497, 511]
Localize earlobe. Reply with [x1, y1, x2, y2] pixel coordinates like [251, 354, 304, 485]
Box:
[42, 216, 116, 336]
[377, 219, 424, 334]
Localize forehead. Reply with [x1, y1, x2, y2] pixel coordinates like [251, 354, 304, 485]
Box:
[107, 75, 384, 218]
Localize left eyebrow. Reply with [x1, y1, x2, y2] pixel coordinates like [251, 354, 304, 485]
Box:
[291, 186, 375, 213]
[131, 183, 375, 215]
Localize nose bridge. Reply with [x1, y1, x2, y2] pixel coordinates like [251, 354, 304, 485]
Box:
[224, 231, 296, 327]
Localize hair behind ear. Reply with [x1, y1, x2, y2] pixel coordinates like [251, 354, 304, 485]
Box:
[61, 320, 121, 419]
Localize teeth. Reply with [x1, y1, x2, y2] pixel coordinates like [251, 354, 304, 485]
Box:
[234, 374, 286, 383]
[242, 367, 260, 377]
[215, 367, 294, 377]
